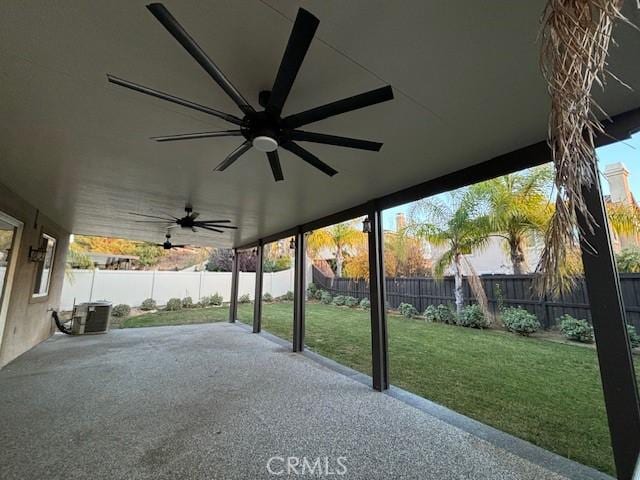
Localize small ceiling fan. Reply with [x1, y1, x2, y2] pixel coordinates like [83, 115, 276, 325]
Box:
[107, 3, 394, 181]
[129, 205, 238, 233]
[156, 232, 187, 250]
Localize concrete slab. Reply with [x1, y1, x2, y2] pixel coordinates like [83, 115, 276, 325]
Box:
[0, 324, 583, 479]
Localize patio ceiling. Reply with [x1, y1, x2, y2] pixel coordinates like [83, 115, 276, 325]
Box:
[1, 1, 639, 248]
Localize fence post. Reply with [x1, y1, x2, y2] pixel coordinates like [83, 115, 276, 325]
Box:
[198, 270, 204, 302]
[88, 268, 97, 301]
[253, 242, 264, 333]
[229, 249, 239, 323]
[150, 270, 156, 301]
[577, 161, 640, 480]
[293, 229, 306, 352]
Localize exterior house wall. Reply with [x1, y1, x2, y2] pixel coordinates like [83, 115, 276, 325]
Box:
[0, 182, 69, 368]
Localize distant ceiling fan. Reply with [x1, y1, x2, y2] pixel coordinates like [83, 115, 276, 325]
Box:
[129, 205, 237, 233]
[107, 3, 394, 181]
[156, 232, 187, 250]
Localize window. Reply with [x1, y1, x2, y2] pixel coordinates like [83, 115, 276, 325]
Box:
[33, 233, 56, 297]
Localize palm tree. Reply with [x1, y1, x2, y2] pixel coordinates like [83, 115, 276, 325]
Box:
[469, 166, 553, 274]
[410, 191, 491, 314]
[307, 221, 364, 277]
[606, 202, 640, 239]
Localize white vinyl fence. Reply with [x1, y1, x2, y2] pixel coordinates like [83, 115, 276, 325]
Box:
[60, 267, 306, 310]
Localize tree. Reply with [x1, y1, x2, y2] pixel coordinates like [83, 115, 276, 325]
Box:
[207, 249, 257, 272]
[469, 165, 553, 274]
[384, 231, 431, 277]
[72, 235, 165, 268]
[606, 202, 640, 239]
[307, 221, 364, 277]
[616, 247, 640, 273]
[411, 191, 491, 314]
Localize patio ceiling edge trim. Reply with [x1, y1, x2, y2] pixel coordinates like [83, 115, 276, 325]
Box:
[237, 106, 640, 250]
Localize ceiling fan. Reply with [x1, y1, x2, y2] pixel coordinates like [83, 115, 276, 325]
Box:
[129, 205, 238, 233]
[107, 3, 394, 182]
[156, 232, 187, 250]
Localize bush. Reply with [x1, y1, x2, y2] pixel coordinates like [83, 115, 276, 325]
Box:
[320, 291, 333, 304]
[211, 293, 223, 306]
[263, 292, 274, 303]
[165, 298, 183, 311]
[457, 304, 489, 329]
[307, 283, 318, 298]
[502, 307, 540, 336]
[333, 295, 346, 306]
[437, 304, 457, 325]
[344, 296, 359, 307]
[182, 296, 194, 309]
[398, 302, 418, 318]
[238, 294, 251, 304]
[279, 290, 294, 302]
[423, 305, 438, 322]
[359, 298, 370, 310]
[112, 304, 131, 318]
[628, 324, 640, 349]
[140, 298, 157, 311]
[559, 315, 594, 343]
[313, 289, 324, 301]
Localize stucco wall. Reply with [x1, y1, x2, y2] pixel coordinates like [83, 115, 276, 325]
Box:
[0, 182, 69, 368]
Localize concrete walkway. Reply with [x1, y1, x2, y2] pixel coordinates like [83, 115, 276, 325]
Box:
[0, 323, 587, 479]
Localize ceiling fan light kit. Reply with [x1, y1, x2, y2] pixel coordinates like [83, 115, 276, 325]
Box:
[107, 3, 393, 182]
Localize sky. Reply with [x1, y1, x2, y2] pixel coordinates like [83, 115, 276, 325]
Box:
[381, 131, 640, 231]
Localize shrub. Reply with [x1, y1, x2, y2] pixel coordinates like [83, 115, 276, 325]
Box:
[279, 291, 294, 302]
[238, 294, 251, 304]
[423, 305, 438, 322]
[320, 291, 333, 304]
[182, 296, 194, 309]
[211, 293, 223, 306]
[457, 304, 489, 329]
[314, 289, 324, 301]
[559, 315, 594, 343]
[359, 298, 370, 310]
[628, 324, 640, 349]
[344, 296, 359, 308]
[263, 292, 274, 303]
[437, 304, 457, 325]
[140, 298, 157, 311]
[502, 307, 540, 336]
[112, 304, 131, 318]
[333, 295, 346, 306]
[398, 302, 418, 318]
[307, 283, 318, 298]
[165, 298, 183, 311]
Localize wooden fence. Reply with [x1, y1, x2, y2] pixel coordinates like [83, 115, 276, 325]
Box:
[312, 267, 640, 330]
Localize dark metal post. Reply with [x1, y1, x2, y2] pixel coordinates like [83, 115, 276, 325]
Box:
[577, 162, 640, 480]
[367, 203, 389, 391]
[252, 242, 264, 333]
[228, 248, 239, 323]
[293, 230, 306, 352]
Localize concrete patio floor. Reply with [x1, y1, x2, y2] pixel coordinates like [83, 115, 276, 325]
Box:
[0, 323, 602, 479]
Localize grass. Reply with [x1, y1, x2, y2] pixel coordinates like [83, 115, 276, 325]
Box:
[120, 301, 640, 475]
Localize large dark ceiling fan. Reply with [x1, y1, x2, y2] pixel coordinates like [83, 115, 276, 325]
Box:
[156, 232, 187, 250]
[107, 3, 393, 181]
[129, 205, 237, 234]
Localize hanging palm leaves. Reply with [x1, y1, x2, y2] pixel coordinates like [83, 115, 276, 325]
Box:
[537, 0, 630, 296]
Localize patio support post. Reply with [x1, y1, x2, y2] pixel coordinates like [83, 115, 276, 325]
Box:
[293, 229, 306, 352]
[229, 248, 239, 323]
[577, 162, 640, 480]
[367, 202, 389, 391]
[253, 242, 264, 333]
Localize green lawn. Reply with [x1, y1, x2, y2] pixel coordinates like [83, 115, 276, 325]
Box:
[120, 301, 640, 475]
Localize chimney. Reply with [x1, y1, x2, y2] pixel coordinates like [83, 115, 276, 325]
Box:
[604, 162, 632, 204]
[395, 212, 406, 232]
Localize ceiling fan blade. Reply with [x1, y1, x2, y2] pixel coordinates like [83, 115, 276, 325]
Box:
[171, 244, 188, 248]
[288, 130, 383, 151]
[267, 151, 284, 182]
[107, 75, 243, 125]
[146, 3, 254, 114]
[134, 220, 174, 223]
[196, 223, 238, 229]
[213, 141, 252, 171]
[128, 212, 175, 220]
[191, 212, 200, 219]
[198, 226, 224, 233]
[281, 141, 337, 177]
[283, 85, 393, 129]
[151, 130, 242, 142]
[266, 8, 319, 116]
[194, 219, 231, 223]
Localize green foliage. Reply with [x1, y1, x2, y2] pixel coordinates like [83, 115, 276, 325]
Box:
[112, 304, 131, 318]
[344, 296, 359, 307]
[278, 291, 294, 302]
[558, 315, 593, 343]
[67, 244, 94, 269]
[423, 305, 439, 322]
[165, 298, 183, 311]
[333, 295, 346, 306]
[307, 283, 318, 298]
[615, 247, 640, 273]
[313, 289, 324, 301]
[263, 255, 292, 273]
[628, 324, 640, 349]
[502, 307, 540, 336]
[359, 298, 370, 310]
[457, 304, 489, 329]
[320, 291, 333, 304]
[238, 294, 251, 304]
[398, 302, 418, 318]
[263, 292, 274, 303]
[182, 296, 194, 308]
[436, 304, 457, 324]
[134, 243, 165, 267]
[140, 298, 157, 311]
[211, 293, 223, 306]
